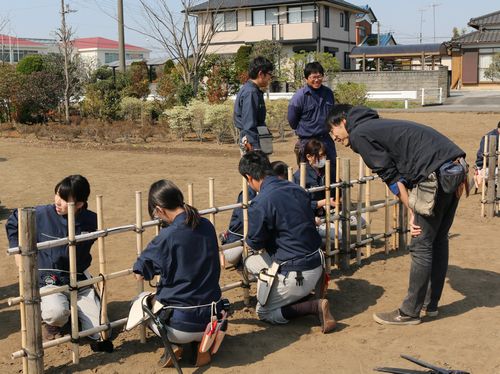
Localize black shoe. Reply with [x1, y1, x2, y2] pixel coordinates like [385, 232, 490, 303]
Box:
[373, 309, 421, 325]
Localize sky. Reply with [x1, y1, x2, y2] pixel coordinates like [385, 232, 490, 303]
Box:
[0, 0, 498, 57]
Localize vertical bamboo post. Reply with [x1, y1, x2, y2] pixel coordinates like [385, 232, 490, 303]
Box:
[398, 201, 408, 251]
[17, 209, 28, 374]
[287, 166, 293, 182]
[242, 177, 250, 306]
[334, 157, 341, 266]
[356, 157, 364, 266]
[68, 203, 80, 364]
[324, 160, 332, 273]
[96, 196, 109, 340]
[486, 135, 498, 218]
[20, 208, 44, 373]
[392, 200, 398, 249]
[135, 192, 146, 344]
[187, 183, 194, 206]
[209, 178, 215, 225]
[481, 136, 488, 217]
[299, 162, 306, 189]
[340, 159, 351, 270]
[384, 186, 391, 254]
[364, 165, 372, 258]
[497, 137, 500, 214]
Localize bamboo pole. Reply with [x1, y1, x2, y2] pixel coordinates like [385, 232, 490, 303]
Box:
[96, 196, 109, 340]
[497, 137, 500, 214]
[16, 208, 28, 374]
[68, 203, 80, 364]
[364, 165, 372, 258]
[242, 177, 250, 306]
[392, 200, 398, 249]
[187, 183, 194, 206]
[384, 186, 391, 254]
[356, 157, 364, 266]
[334, 157, 341, 267]
[340, 159, 351, 270]
[287, 166, 293, 182]
[481, 135, 488, 217]
[398, 201, 408, 251]
[486, 135, 498, 218]
[135, 192, 146, 344]
[20, 208, 44, 373]
[299, 162, 306, 189]
[209, 178, 215, 225]
[324, 160, 332, 273]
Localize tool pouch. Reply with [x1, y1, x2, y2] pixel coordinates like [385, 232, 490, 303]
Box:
[408, 172, 438, 217]
[256, 262, 280, 306]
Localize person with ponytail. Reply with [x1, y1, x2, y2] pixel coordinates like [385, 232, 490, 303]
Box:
[132, 179, 223, 367]
[6, 175, 108, 348]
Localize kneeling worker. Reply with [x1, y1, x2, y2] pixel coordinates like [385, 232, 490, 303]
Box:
[239, 151, 336, 333]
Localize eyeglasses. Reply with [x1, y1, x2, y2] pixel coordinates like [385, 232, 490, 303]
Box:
[308, 75, 324, 81]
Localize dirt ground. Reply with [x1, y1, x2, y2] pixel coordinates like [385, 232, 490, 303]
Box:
[0, 111, 499, 374]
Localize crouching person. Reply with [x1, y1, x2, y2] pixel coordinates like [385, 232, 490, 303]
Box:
[5, 175, 111, 351]
[131, 180, 227, 368]
[239, 151, 336, 333]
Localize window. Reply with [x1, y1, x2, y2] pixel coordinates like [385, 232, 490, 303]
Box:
[252, 8, 278, 25]
[324, 6, 330, 28]
[213, 10, 237, 32]
[287, 5, 317, 24]
[344, 52, 351, 70]
[340, 12, 344, 28]
[344, 11, 350, 31]
[104, 52, 144, 64]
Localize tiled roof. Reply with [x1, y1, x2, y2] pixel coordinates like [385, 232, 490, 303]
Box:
[0, 34, 45, 47]
[189, 0, 365, 13]
[468, 10, 500, 29]
[453, 29, 500, 44]
[351, 43, 445, 57]
[361, 33, 396, 47]
[72, 37, 149, 52]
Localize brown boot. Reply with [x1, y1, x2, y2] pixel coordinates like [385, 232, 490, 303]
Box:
[157, 345, 183, 368]
[43, 324, 63, 341]
[317, 299, 336, 333]
[195, 347, 212, 367]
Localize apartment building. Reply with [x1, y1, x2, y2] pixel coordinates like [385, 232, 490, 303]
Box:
[190, 0, 366, 70]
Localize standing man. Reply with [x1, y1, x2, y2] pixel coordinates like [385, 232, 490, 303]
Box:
[288, 62, 336, 179]
[328, 105, 467, 325]
[234, 56, 274, 154]
[239, 151, 336, 333]
[473, 121, 499, 188]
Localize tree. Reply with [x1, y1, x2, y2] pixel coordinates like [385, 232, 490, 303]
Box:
[484, 53, 500, 82]
[16, 55, 47, 75]
[286, 51, 340, 91]
[123, 61, 150, 98]
[138, 0, 222, 95]
[0, 64, 20, 123]
[452, 26, 467, 39]
[234, 45, 252, 83]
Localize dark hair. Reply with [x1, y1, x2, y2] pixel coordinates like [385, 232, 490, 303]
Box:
[239, 150, 274, 181]
[497, 121, 500, 129]
[54, 175, 90, 210]
[303, 139, 325, 163]
[326, 104, 353, 128]
[304, 61, 325, 79]
[148, 179, 199, 229]
[248, 56, 274, 79]
[271, 160, 289, 179]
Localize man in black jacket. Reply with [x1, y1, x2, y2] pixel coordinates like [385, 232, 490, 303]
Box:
[327, 105, 467, 325]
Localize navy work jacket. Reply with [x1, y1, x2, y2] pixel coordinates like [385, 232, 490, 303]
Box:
[233, 80, 266, 149]
[293, 163, 326, 212]
[288, 84, 334, 138]
[133, 212, 221, 307]
[6, 204, 97, 285]
[246, 176, 322, 265]
[475, 128, 499, 168]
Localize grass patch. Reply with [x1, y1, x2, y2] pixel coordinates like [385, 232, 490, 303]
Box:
[366, 100, 420, 109]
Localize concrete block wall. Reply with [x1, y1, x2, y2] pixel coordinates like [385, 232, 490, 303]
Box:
[329, 67, 449, 100]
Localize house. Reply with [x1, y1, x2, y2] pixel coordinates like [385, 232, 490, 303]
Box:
[355, 5, 376, 45]
[189, 0, 366, 70]
[0, 34, 49, 63]
[72, 37, 151, 69]
[448, 10, 500, 87]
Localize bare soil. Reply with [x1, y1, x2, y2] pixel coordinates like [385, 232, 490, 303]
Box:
[0, 111, 499, 374]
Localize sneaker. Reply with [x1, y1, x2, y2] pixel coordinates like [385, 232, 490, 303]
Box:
[43, 324, 63, 341]
[373, 309, 421, 325]
[317, 299, 336, 333]
[157, 345, 183, 368]
[349, 215, 367, 229]
[421, 307, 439, 317]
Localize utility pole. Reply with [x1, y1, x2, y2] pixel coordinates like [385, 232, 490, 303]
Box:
[430, 3, 441, 43]
[59, 0, 76, 124]
[117, 0, 126, 73]
[418, 8, 426, 44]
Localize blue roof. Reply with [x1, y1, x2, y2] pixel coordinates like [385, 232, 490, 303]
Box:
[361, 33, 395, 47]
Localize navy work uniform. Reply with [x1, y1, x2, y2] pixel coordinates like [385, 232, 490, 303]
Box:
[234, 80, 267, 151]
[244, 176, 324, 324]
[133, 212, 222, 344]
[288, 84, 337, 180]
[6, 205, 101, 339]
